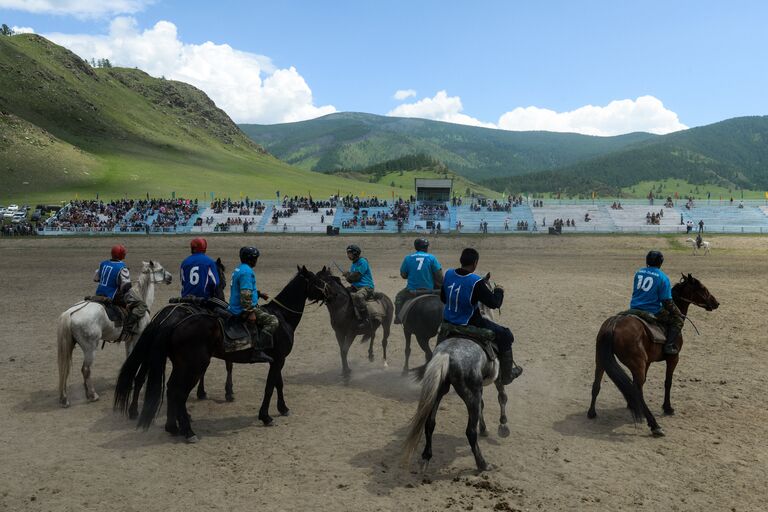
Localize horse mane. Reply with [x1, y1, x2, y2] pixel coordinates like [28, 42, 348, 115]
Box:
[135, 262, 154, 306]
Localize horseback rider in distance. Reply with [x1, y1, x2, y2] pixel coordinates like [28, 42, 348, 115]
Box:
[441, 248, 522, 384]
[93, 244, 147, 341]
[630, 250, 685, 355]
[343, 244, 375, 327]
[228, 247, 276, 363]
[394, 238, 443, 324]
[180, 238, 219, 299]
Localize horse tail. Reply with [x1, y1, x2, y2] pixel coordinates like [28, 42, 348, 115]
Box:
[57, 312, 75, 402]
[597, 319, 642, 422]
[402, 351, 450, 465]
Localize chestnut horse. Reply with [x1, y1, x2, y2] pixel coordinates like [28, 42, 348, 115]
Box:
[587, 273, 719, 436]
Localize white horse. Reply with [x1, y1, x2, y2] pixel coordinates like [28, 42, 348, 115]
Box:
[685, 237, 711, 256]
[57, 260, 172, 407]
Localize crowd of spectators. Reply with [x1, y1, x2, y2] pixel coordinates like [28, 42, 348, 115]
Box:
[610, 201, 624, 210]
[1, 221, 38, 236]
[44, 198, 199, 232]
[646, 210, 664, 225]
[211, 198, 266, 216]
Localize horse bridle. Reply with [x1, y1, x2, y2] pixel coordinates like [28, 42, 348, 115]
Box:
[267, 273, 331, 315]
[142, 265, 168, 284]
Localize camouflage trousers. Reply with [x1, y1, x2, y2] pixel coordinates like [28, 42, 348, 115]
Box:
[123, 290, 148, 335]
[350, 287, 374, 317]
[248, 306, 279, 335]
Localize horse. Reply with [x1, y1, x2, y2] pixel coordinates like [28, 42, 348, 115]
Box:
[685, 237, 711, 255]
[587, 273, 719, 436]
[114, 266, 329, 442]
[402, 276, 511, 473]
[57, 260, 172, 407]
[315, 267, 394, 378]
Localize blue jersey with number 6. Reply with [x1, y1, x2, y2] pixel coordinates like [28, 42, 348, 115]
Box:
[180, 253, 219, 299]
[442, 268, 483, 325]
[630, 266, 672, 314]
[400, 251, 441, 290]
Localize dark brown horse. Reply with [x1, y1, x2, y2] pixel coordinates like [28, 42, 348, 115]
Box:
[587, 273, 719, 436]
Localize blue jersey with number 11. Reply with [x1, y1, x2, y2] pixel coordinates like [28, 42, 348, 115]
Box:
[630, 266, 672, 314]
[442, 269, 483, 326]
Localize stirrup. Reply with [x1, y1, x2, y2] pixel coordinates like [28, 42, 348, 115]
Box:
[663, 343, 679, 355]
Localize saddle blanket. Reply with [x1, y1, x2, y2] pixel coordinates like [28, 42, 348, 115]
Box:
[437, 322, 497, 361]
[365, 292, 389, 320]
[398, 292, 440, 323]
[84, 296, 126, 326]
[618, 310, 667, 343]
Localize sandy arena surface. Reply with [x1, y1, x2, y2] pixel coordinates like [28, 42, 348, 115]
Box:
[0, 234, 766, 511]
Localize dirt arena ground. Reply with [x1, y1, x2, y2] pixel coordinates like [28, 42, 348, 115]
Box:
[1, 234, 766, 512]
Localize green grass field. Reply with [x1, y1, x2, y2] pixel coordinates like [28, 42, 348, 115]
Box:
[620, 179, 767, 200]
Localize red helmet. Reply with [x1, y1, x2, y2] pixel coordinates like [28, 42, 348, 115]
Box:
[111, 244, 127, 260]
[190, 238, 207, 254]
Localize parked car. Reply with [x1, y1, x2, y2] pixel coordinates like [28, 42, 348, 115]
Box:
[11, 212, 27, 223]
[7, 204, 19, 212]
[31, 209, 42, 222]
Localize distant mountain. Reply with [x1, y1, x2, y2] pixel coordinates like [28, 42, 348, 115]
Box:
[484, 116, 768, 195]
[0, 34, 397, 201]
[240, 112, 657, 181]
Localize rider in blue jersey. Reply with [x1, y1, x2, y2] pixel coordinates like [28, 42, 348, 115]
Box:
[228, 246, 276, 363]
[441, 248, 522, 384]
[343, 244, 375, 322]
[180, 238, 219, 299]
[629, 250, 684, 355]
[93, 244, 147, 340]
[394, 238, 443, 323]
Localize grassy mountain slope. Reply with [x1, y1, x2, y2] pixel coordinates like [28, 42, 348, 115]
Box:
[484, 116, 768, 196]
[0, 34, 399, 202]
[240, 112, 657, 181]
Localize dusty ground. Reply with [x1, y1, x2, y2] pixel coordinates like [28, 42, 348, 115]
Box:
[0, 234, 766, 512]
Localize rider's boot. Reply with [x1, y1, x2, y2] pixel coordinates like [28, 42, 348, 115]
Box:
[250, 332, 274, 363]
[663, 326, 681, 356]
[118, 311, 141, 342]
[499, 350, 522, 385]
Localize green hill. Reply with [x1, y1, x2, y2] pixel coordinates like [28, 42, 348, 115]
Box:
[239, 112, 656, 181]
[483, 116, 768, 196]
[0, 34, 400, 203]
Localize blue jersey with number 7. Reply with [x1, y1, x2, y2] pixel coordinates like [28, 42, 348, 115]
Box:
[400, 251, 441, 290]
[630, 266, 672, 314]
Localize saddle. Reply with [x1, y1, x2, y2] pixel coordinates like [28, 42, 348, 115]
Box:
[365, 291, 389, 320]
[166, 297, 257, 353]
[84, 296, 126, 326]
[437, 322, 497, 361]
[398, 291, 440, 324]
[618, 310, 667, 344]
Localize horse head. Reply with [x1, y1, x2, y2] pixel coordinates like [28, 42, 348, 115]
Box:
[677, 273, 720, 311]
[141, 260, 173, 285]
[214, 257, 227, 300]
[297, 265, 329, 304]
[315, 266, 344, 300]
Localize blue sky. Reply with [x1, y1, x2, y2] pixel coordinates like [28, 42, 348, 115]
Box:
[3, 0, 767, 133]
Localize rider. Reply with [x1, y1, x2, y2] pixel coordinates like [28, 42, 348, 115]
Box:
[342, 244, 375, 324]
[93, 244, 147, 340]
[180, 238, 219, 299]
[629, 250, 685, 355]
[228, 247, 276, 363]
[394, 238, 443, 324]
[695, 232, 703, 249]
[441, 248, 522, 385]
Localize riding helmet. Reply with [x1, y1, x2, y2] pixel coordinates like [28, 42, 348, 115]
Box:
[239, 246, 260, 263]
[111, 244, 127, 260]
[346, 244, 361, 258]
[190, 238, 207, 254]
[414, 238, 429, 251]
[646, 250, 664, 268]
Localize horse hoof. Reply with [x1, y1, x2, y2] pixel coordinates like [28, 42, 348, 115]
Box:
[165, 425, 180, 436]
[587, 410, 597, 419]
[225, 395, 235, 402]
[87, 393, 100, 402]
[260, 416, 275, 426]
[383, 360, 389, 369]
[498, 424, 510, 438]
[185, 435, 199, 444]
[368, 354, 375, 362]
[479, 429, 489, 438]
[651, 427, 666, 437]
[197, 393, 208, 400]
[279, 409, 291, 417]
[476, 462, 493, 473]
[664, 408, 675, 416]
[59, 399, 70, 408]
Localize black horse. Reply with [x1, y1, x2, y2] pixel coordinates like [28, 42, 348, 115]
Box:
[400, 294, 443, 375]
[315, 267, 394, 378]
[115, 266, 328, 442]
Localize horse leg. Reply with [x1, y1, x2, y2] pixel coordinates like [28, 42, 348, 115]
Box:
[338, 333, 354, 379]
[164, 369, 180, 436]
[380, 323, 389, 369]
[259, 363, 278, 426]
[663, 355, 679, 415]
[479, 397, 488, 437]
[368, 327, 376, 363]
[274, 359, 290, 416]
[630, 364, 664, 436]
[177, 371, 201, 443]
[456, 383, 489, 471]
[81, 346, 99, 402]
[421, 381, 450, 471]
[196, 360, 210, 400]
[224, 360, 235, 402]
[495, 380, 510, 438]
[403, 330, 412, 376]
[417, 334, 433, 363]
[128, 363, 147, 420]
[587, 360, 605, 419]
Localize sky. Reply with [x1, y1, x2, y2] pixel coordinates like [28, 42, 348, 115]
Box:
[2, 0, 767, 135]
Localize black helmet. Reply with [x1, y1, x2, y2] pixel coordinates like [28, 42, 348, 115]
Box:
[646, 250, 664, 268]
[346, 244, 361, 258]
[240, 246, 260, 263]
[414, 238, 429, 251]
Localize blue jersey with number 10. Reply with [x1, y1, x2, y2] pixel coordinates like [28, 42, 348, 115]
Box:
[442, 269, 483, 326]
[630, 266, 672, 314]
[401, 251, 441, 290]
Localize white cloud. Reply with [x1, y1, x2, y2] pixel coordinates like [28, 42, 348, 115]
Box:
[44, 17, 336, 124]
[393, 89, 416, 100]
[11, 26, 35, 34]
[389, 91, 686, 135]
[497, 96, 687, 136]
[0, 0, 153, 18]
[387, 90, 495, 129]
